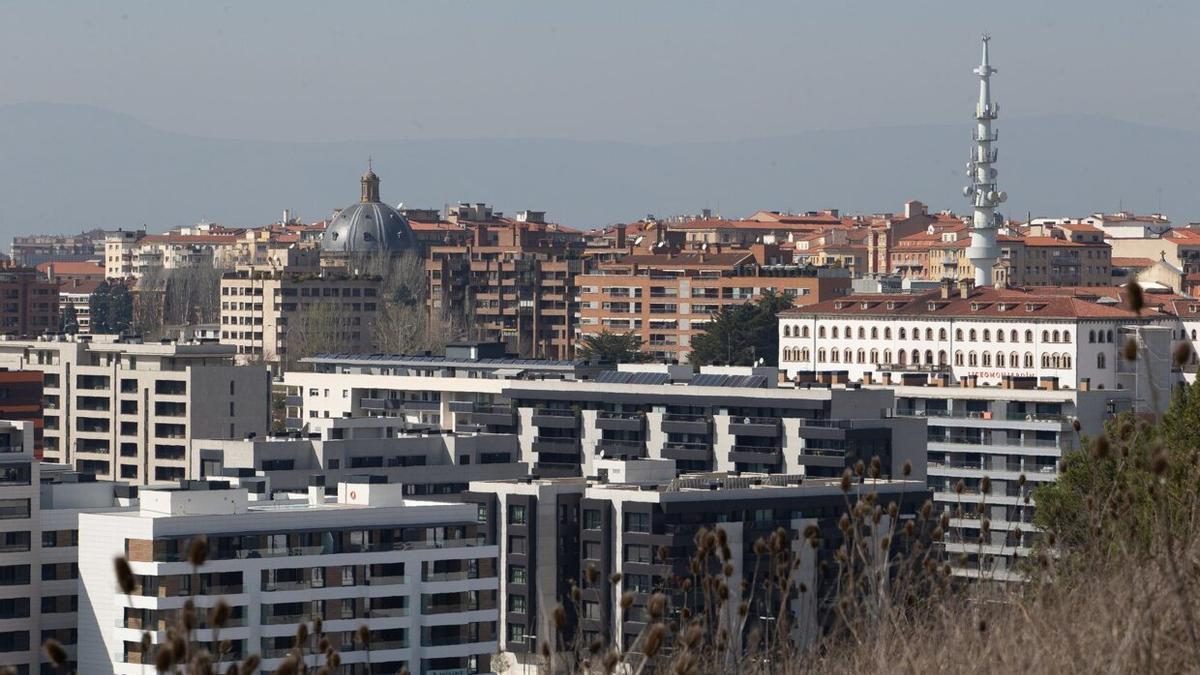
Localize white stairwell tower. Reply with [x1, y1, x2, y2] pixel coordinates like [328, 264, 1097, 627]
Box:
[963, 35, 1007, 287]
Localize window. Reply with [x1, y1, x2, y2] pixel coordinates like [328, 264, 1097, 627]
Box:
[508, 566, 527, 585]
[625, 544, 653, 563]
[507, 504, 527, 525]
[0, 499, 29, 520]
[509, 595, 527, 615]
[968, 352, 978, 367]
[885, 328, 892, 339]
[955, 329, 964, 341]
[983, 329, 991, 342]
[899, 328, 907, 340]
[0, 598, 29, 619]
[939, 328, 947, 340]
[508, 623, 527, 643]
[583, 541, 602, 560]
[0, 631, 28, 653]
[800, 326, 810, 338]
[583, 509, 602, 530]
[871, 327, 879, 339]
[508, 536, 527, 555]
[996, 352, 1006, 367]
[925, 328, 934, 341]
[0, 565, 28, 586]
[857, 327, 865, 339]
[624, 512, 650, 533]
[969, 329, 977, 341]
[1024, 352, 1034, 368]
[832, 327, 839, 339]
[783, 325, 791, 337]
[1011, 330, 1019, 342]
[818, 326, 826, 339]
[1097, 353, 1106, 369]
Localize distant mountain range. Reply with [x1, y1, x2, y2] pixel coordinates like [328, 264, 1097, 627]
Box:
[1, 102, 1198, 239]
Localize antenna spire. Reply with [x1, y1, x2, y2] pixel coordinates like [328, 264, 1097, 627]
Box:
[963, 34, 1006, 287]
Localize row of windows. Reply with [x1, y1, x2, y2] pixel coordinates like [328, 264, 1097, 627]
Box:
[784, 324, 1074, 344]
[784, 347, 1075, 370]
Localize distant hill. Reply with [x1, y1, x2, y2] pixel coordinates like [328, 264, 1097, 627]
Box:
[1, 102, 1198, 238]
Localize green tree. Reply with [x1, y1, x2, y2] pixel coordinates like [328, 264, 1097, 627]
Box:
[107, 282, 134, 334]
[577, 330, 649, 364]
[88, 280, 110, 334]
[689, 291, 794, 366]
[59, 304, 79, 334]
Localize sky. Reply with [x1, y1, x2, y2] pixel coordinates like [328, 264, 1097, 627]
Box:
[3, 0, 1198, 144]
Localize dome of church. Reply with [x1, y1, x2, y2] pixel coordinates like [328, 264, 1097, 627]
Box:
[320, 167, 416, 255]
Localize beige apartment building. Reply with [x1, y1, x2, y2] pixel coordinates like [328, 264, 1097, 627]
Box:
[0, 335, 269, 483]
[577, 245, 850, 362]
[219, 265, 382, 367]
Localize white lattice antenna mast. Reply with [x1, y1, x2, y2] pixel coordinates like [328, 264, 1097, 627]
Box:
[963, 34, 1007, 287]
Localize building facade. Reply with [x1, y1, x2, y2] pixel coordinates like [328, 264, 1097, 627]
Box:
[0, 336, 269, 483]
[77, 479, 499, 674]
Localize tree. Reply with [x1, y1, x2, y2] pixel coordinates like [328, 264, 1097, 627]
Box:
[577, 330, 649, 364]
[689, 291, 794, 366]
[59, 304, 79, 334]
[107, 282, 134, 334]
[89, 280, 111, 334]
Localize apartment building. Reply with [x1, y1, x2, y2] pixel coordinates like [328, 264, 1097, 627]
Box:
[0, 421, 135, 674]
[77, 478, 499, 674]
[10, 233, 102, 268]
[0, 372, 43, 454]
[190, 423, 528, 494]
[426, 213, 584, 359]
[778, 280, 1178, 413]
[885, 382, 1132, 580]
[469, 457, 928, 665]
[577, 246, 851, 362]
[219, 265, 382, 367]
[0, 268, 58, 339]
[0, 335, 269, 483]
[284, 354, 925, 481]
[1109, 227, 1200, 276]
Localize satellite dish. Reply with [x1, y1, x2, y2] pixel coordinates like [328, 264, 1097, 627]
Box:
[963, 186, 975, 197]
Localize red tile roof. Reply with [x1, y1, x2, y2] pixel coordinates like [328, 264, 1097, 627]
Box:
[36, 261, 104, 276]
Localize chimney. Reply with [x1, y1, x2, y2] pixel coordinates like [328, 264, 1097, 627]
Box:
[307, 474, 326, 506]
[940, 278, 954, 300]
[615, 223, 627, 249]
[958, 278, 975, 299]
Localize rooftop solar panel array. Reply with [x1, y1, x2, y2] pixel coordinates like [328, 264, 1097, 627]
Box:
[594, 371, 670, 386]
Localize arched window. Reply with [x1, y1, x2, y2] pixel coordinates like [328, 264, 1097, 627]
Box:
[819, 326, 827, 338]
[1097, 352, 1106, 369]
[800, 348, 810, 361]
[885, 328, 892, 339]
[938, 350, 947, 365]
[1010, 329, 1019, 342]
[1063, 331, 1071, 344]
[1024, 352, 1034, 368]
[784, 325, 791, 338]
[857, 349, 866, 364]
[870, 349, 879, 364]
[1042, 354, 1050, 368]
[969, 329, 977, 341]
[1043, 330, 1050, 342]
[968, 351, 978, 367]
[996, 352, 1006, 367]
[983, 329, 991, 342]
[871, 327, 879, 339]
[899, 328, 907, 340]
[1106, 330, 1114, 343]
[831, 327, 839, 339]
[801, 326, 810, 338]
[1052, 330, 1060, 343]
[956, 329, 964, 341]
[883, 349, 893, 364]
[997, 330, 1005, 343]
[818, 349, 827, 363]
[1089, 330, 1095, 343]
[954, 351, 964, 366]
[898, 350, 907, 365]
[982, 352, 992, 367]
[1025, 330, 1034, 343]
[925, 349, 934, 364]
[926, 328, 934, 341]
[858, 327, 866, 339]
[1192, 330, 1197, 341]
[939, 328, 947, 340]
[844, 348, 853, 364]
[1063, 354, 1072, 368]
[911, 349, 920, 364]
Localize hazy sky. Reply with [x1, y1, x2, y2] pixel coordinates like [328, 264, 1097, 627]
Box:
[3, 1, 1197, 143]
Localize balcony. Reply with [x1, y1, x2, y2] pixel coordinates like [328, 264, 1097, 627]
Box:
[661, 442, 712, 462]
[532, 409, 576, 429]
[361, 398, 403, 411]
[596, 411, 644, 432]
[728, 416, 781, 437]
[595, 438, 646, 458]
[729, 445, 783, 464]
[532, 436, 579, 452]
[661, 413, 710, 435]
[284, 395, 302, 406]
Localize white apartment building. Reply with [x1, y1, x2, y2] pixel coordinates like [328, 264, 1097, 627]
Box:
[0, 421, 134, 674]
[0, 335, 269, 483]
[78, 479, 499, 675]
[778, 281, 1178, 414]
[284, 355, 926, 483]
